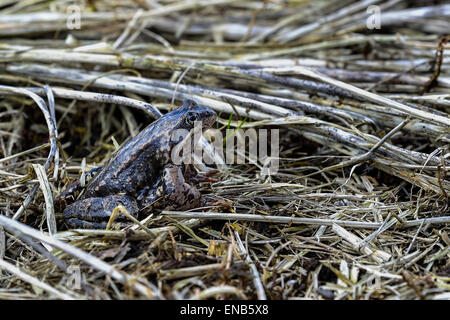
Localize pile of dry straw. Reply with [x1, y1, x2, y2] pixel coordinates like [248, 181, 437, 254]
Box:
[0, 0, 449, 300]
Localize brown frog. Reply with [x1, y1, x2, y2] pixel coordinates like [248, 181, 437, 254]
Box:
[59, 99, 217, 229]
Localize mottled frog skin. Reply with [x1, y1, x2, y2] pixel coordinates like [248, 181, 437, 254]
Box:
[60, 99, 216, 229]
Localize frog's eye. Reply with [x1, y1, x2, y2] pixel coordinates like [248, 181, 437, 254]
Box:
[185, 113, 198, 126]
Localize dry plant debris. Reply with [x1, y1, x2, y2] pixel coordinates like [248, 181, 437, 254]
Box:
[0, 0, 449, 300]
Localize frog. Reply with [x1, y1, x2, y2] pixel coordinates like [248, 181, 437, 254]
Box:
[59, 99, 217, 229]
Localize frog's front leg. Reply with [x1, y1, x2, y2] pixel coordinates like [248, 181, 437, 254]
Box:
[163, 164, 202, 210]
[63, 194, 139, 229]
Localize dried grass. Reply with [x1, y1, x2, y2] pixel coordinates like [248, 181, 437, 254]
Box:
[0, 0, 449, 300]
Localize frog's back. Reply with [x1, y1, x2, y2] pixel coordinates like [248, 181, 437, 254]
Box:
[84, 116, 175, 197]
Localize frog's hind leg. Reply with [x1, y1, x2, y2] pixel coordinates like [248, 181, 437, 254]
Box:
[63, 194, 139, 229]
[137, 175, 165, 210]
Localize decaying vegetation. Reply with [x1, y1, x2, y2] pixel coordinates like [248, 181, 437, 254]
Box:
[0, 0, 449, 300]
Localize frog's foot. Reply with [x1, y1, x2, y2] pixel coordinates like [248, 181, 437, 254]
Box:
[183, 165, 220, 184]
[63, 194, 139, 229]
[199, 195, 232, 210]
[163, 165, 202, 210]
[57, 180, 82, 204]
[190, 173, 220, 184]
[56, 166, 104, 209]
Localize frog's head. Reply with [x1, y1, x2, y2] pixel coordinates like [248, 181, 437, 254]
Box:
[143, 99, 216, 164]
[168, 99, 217, 131]
[155, 99, 216, 163]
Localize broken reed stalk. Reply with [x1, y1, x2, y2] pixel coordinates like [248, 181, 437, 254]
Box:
[162, 211, 450, 229]
[232, 230, 266, 300]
